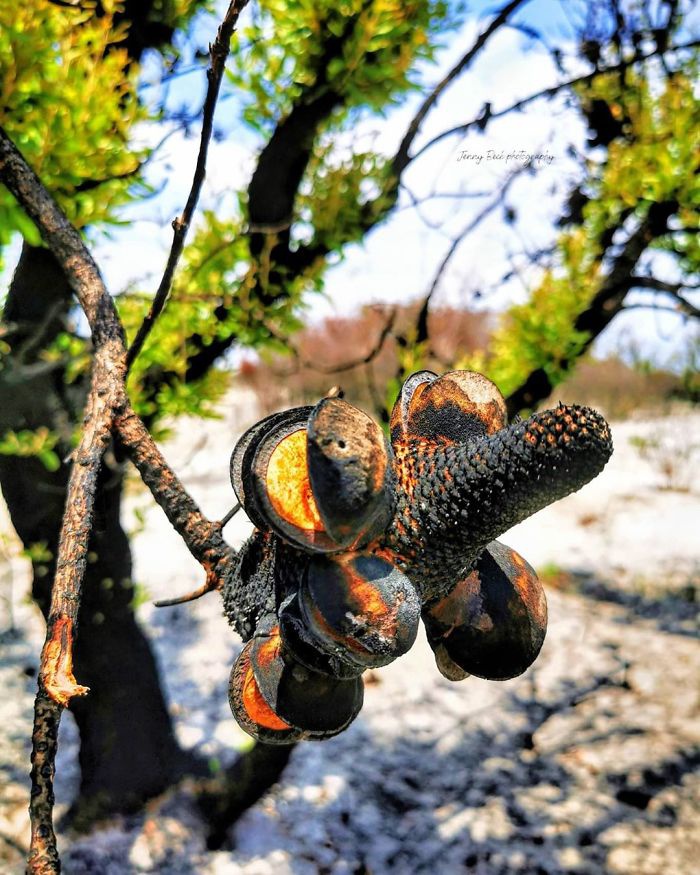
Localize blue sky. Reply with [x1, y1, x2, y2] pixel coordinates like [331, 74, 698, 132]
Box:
[2, 0, 698, 370]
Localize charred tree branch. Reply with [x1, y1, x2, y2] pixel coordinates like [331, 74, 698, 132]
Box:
[0, 2, 247, 854]
[114, 404, 237, 578]
[1, 125, 127, 874]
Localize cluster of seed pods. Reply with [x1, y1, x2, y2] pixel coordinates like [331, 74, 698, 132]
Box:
[223, 370, 613, 743]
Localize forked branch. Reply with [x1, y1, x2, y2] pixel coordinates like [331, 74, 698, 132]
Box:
[0, 6, 248, 871]
[1, 124, 127, 873]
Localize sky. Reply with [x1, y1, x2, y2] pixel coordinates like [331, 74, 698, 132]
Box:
[2, 0, 698, 370]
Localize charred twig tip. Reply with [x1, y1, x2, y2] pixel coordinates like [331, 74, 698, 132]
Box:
[42, 617, 90, 707]
[154, 567, 222, 608]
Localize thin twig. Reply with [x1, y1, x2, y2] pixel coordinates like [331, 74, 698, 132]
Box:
[115, 404, 238, 604]
[312, 308, 397, 375]
[114, 405, 236, 572]
[414, 168, 524, 344]
[272, 308, 397, 378]
[219, 501, 242, 528]
[627, 276, 700, 319]
[154, 569, 222, 608]
[392, 0, 531, 175]
[126, 0, 250, 369]
[409, 38, 700, 166]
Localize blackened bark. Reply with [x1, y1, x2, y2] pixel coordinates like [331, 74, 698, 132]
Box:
[505, 200, 678, 418]
[0, 244, 192, 822]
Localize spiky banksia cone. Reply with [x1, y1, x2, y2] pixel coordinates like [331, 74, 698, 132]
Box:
[222, 370, 613, 743]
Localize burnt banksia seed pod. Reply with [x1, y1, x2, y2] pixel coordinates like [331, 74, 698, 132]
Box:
[223, 370, 614, 744]
[422, 540, 547, 681]
[229, 622, 364, 744]
[299, 553, 421, 669]
[230, 398, 393, 553]
[390, 369, 507, 445]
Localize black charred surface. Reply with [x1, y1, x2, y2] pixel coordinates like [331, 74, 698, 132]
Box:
[278, 591, 365, 680]
[307, 397, 395, 548]
[301, 554, 420, 668]
[381, 404, 612, 599]
[250, 634, 364, 735]
[423, 541, 547, 681]
[222, 530, 279, 640]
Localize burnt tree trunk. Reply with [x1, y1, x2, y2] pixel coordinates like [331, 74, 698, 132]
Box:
[0, 244, 195, 824]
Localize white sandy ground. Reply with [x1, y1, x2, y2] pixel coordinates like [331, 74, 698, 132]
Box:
[1, 393, 698, 874]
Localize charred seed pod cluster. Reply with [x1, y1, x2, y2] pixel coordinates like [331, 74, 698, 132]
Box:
[222, 370, 613, 743]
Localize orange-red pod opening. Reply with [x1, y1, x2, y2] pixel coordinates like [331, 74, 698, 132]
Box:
[249, 627, 364, 737]
[231, 399, 395, 554]
[228, 641, 305, 745]
[231, 407, 313, 532]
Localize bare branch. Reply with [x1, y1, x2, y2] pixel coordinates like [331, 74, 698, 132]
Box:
[311, 308, 397, 375]
[393, 0, 531, 176]
[621, 302, 684, 315]
[154, 567, 222, 608]
[0, 135, 122, 340]
[397, 184, 494, 232]
[628, 276, 700, 318]
[1, 125, 125, 874]
[114, 404, 237, 575]
[272, 307, 398, 377]
[126, 0, 250, 369]
[415, 168, 524, 344]
[219, 501, 242, 529]
[409, 38, 700, 166]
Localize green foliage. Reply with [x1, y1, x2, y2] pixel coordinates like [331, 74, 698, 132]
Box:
[130, 580, 152, 610]
[40, 331, 93, 385]
[150, 0, 212, 34]
[0, 2, 146, 242]
[21, 541, 53, 564]
[2, 0, 471, 430]
[120, 211, 310, 424]
[0, 426, 60, 471]
[583, 65, 699, 233]
[460, 59, 700, 400]
[228, 0, 461, 133]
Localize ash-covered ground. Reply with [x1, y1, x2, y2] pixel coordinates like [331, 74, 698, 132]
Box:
[1, 393, 698, 874]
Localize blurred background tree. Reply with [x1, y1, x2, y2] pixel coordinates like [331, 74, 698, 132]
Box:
[0, 0, 697, 833]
